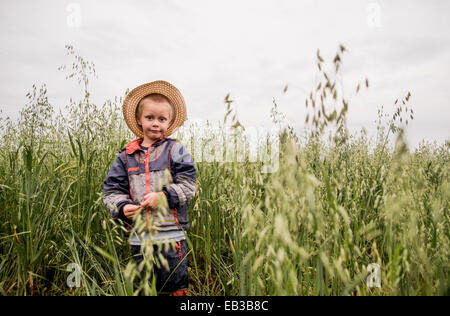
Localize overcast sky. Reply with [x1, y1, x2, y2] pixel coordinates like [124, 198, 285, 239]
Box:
[1, 0, 449, 148]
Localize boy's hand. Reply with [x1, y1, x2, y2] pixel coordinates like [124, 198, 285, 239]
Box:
[123, 204, 141, 220]
[141, 192, 167, 210]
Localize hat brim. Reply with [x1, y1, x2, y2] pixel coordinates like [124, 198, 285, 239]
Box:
[123, 80, 186, 138]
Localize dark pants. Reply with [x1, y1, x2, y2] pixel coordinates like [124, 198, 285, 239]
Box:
[131, 239, 188, 295]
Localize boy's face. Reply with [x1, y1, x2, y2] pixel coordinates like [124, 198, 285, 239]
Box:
[137, 99, 172, 142]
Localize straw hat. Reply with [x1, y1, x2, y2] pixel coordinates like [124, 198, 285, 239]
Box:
[123, 80, 186, 138]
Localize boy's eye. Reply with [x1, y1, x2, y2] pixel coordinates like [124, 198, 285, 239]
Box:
[144, 115, 167, 121]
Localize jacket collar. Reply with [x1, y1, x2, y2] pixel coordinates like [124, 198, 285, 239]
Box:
[125, 137, 170, 155]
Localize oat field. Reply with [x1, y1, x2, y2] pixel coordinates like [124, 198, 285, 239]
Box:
[0, 45, 448, 296]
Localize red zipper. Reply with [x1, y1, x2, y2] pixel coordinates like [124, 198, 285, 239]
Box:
[144, 148, 151, 227]
[144, 149, 150, 195]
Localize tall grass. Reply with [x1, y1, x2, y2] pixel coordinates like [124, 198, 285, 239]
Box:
[0, 45, 448, 296]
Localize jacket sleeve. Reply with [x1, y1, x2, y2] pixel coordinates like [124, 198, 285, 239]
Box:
[162, 142, 197, 209]
[103, 151, 134, 224]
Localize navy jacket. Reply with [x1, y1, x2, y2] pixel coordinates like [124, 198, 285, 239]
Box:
[103, 137, 197, 234]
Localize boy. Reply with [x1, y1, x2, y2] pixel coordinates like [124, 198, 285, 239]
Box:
[103, 80, 197, 296]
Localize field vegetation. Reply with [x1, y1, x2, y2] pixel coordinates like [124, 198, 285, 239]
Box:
[0, 45, 448, 296]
